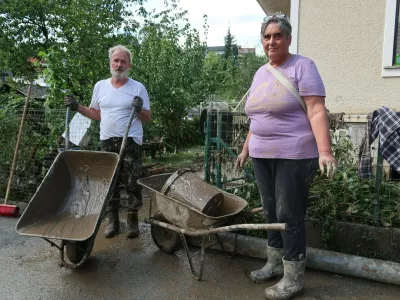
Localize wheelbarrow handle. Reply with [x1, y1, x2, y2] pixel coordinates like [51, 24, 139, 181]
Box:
[119, 106, 139, 158]
[145, 218, 287, 237]
[240, 207, 264, 218]
[248, 207, 264, 215]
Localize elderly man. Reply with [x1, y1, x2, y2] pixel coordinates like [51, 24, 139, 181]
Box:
[65, 45, 151, 239]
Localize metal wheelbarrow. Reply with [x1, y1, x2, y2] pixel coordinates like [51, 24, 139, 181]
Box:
[138, 173, 286, 280]
[16, 104, 138, 268]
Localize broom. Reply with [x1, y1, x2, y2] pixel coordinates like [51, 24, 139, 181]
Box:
[0, 83, 32, 217]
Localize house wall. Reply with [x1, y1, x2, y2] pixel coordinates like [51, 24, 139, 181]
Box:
[297, 0, 400, 114]
[256, 0, 290, 15]
[255, 0, 399, 178]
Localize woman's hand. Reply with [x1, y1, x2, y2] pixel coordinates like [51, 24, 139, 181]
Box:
[319, 152, 337, 179]
[235, 151, 249, 171]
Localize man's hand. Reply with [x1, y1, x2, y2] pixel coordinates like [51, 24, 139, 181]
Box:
[319, 152, 337, 179]
[64, 94, 79, 111]
[132, 96, 143, 113]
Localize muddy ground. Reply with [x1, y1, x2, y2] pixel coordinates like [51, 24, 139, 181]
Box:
[2, 204, 400, 300]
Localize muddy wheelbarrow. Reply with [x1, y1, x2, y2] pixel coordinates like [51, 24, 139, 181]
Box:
[15, 105, 138, 268]
[138, 173, 286, 280]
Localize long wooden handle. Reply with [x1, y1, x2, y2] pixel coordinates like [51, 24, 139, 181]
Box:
[118, 106, 138, 158]
[4, 83, 32, 203]
[145, 218, 287, 237]
[248, 207, 264, 215]
[65, 105, 71, 149]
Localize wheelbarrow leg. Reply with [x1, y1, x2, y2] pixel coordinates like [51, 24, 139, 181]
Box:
[215, 232, 238, 259]
[180, 233, 207, 281]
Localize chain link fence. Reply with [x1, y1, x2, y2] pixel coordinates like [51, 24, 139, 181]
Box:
[202, 104, 400, 228]
[2, 102, 400, 227]
[202, 107, 261, 214]
[0, 108, 100, 203]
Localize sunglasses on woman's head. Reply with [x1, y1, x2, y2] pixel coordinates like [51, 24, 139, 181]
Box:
[263, 14, 288, 21]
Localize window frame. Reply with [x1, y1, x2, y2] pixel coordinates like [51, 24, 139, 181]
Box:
[393, 0, 400, 65]
[289, 0, 300, 55]
[382, 0, 400, 77]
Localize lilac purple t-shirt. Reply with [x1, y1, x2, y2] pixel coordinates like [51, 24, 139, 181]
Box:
[245, 54, 326, 159]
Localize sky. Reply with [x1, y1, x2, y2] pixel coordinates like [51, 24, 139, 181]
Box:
[143, 0, 267, 55]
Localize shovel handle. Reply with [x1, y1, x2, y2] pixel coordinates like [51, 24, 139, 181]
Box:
[118, 106, 139, 158]
[249, 207, 264, 215]
[242, 207, 264, 217]
[65, 105, 71, 150]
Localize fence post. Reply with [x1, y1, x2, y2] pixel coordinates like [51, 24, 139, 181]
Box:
[216, 111, 222, 188]
[204, 109, 211, 183]
[374, 139, 383, 226]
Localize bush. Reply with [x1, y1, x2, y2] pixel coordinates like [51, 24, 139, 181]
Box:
[180, 116, 203, 147]
[228, 133, 400, 241]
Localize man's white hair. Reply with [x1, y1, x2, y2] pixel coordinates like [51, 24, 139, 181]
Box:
[108, 45, 132, 64]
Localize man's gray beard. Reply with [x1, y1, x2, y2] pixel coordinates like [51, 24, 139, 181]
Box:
[110, 68, 129, 80]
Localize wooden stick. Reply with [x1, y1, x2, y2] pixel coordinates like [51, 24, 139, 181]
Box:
[4, 83, 32, 203]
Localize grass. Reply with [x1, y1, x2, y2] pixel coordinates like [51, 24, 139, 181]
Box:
[143, 145, 205, 171]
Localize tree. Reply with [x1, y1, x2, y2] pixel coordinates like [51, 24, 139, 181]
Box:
[223, 27, 238, 63]
[202, 52, 226, 96]
[0, 0, 144, 100]
[204, 26, 266, 102]
[221, 27, 241, 101]
[131, 2, 210, 150]
[228, 53, 267, 100]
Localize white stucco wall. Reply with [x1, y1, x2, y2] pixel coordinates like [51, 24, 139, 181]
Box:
[297, 0, 400, 114]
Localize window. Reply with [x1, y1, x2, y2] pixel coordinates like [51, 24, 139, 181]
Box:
[394, 0, 400, 65]
[288, 0, 299, 55]
[382, 0, 400, 76]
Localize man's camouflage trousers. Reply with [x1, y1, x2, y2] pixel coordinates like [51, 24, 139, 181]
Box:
[101, 137, 143, 213]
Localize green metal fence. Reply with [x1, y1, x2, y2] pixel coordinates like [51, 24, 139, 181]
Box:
[202, 108, 262, 214]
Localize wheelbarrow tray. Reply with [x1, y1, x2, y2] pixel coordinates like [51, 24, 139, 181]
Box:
[16, 150, 119, 241]
[138, 173, 248, 230]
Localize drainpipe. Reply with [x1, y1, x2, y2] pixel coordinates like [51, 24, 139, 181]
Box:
[187, 232, 400, 286]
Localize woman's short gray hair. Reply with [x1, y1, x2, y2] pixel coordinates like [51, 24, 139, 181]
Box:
[261, 14, 292, 37]
[109, 45, 133, 64]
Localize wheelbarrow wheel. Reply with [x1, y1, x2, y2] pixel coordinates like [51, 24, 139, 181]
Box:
[65, 238, 94, 264]
[151, 211, 182, 254]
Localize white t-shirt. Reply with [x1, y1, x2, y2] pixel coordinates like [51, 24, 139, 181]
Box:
[90, 78, 150, 144]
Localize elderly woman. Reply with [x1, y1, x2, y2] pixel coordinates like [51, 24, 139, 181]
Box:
[235, 14, 336, 300]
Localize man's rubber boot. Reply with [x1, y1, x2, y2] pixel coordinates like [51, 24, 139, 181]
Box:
[104, 211, 119, 238]
[127, 211, 139, 238]
[249, 246, 284, 283]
